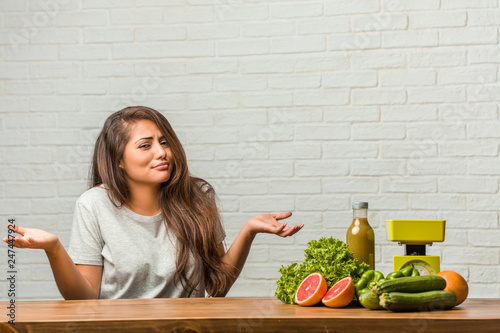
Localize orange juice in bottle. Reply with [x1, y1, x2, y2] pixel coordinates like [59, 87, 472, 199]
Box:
[346, 202, 375, 269]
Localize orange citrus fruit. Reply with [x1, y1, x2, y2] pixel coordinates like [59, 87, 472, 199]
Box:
[321, 276, 355, 308]
[436, 270, 469, 305]
[295, 272, 328, 306]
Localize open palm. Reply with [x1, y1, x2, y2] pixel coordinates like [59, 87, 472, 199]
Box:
[247, 211, 303, 237]
[3, 224, 59, 251]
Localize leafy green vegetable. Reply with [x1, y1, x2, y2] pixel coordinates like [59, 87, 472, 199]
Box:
[275, 237, 371, 304]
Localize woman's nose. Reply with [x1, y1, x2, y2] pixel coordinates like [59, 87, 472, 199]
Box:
[153, 142, 167, 158]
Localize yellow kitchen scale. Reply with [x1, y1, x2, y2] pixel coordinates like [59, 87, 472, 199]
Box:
[385, 220, 446, 276]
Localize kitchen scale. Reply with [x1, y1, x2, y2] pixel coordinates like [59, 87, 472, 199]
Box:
[385, 220, 446, 276]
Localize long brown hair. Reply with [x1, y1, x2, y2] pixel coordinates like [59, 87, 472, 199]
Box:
[90, 106, 232, 296]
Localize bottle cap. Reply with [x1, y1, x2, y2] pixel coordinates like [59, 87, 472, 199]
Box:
[352, 202, 368, 209]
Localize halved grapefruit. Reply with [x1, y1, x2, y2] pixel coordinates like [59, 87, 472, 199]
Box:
[321, 276, 355, 308]
[294, 272, 328, 306]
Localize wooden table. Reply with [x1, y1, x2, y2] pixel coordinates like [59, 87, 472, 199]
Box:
[1, 297, 499, 332]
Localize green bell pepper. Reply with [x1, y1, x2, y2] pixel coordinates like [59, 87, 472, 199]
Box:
[386, 266, 420, 280]
[400, 265, 414, 277]
[385, 271, 404, 279]
[354, 270, 385, 297]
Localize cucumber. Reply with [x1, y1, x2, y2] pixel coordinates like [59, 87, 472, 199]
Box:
[374, 275, 446, 295]
[380, 290, 457, 312]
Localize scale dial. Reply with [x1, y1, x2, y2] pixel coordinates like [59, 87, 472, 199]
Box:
[400, 260, 436, 276]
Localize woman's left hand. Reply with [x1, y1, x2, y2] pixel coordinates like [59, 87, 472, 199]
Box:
[245, 211, 303, 238]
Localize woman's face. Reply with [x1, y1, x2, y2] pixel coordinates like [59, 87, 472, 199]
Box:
[120, 119, 173, 188]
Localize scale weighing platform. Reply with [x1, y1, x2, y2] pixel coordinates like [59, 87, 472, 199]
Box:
[385, 219, 446, 275]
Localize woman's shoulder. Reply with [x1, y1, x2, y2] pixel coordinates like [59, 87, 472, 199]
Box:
[76, 184, 114, 206]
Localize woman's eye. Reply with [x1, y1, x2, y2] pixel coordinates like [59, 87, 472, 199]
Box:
[160, 141, 168, 146]
[139, 144, 151, 149]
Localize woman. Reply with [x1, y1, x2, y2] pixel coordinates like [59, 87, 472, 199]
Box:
[3, 106, 303, 299]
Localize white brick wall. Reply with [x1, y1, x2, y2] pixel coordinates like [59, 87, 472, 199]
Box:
[0, 0, 499, 301]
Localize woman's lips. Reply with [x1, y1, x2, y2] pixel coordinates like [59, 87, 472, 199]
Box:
[153, 162, 169, 170]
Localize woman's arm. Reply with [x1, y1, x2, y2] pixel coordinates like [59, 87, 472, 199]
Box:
[217, 211, 303, 296]
[4, 224, 102, 300]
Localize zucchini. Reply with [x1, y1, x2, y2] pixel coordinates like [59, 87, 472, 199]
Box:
[380, 290, 457, 312]
[374, 275, 446, 295]
[358, 290, 384, 310]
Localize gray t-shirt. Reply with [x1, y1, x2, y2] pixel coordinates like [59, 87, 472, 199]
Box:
[68, 185, 225, 299]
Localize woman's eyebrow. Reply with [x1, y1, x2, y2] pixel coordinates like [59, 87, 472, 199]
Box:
[134, 136, 153, 143]
[134, 136, 166, 143]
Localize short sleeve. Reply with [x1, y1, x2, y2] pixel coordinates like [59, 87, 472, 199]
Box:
[68, 199, 105, 266]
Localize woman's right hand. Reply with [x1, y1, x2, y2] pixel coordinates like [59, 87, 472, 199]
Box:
[3, 224, 59, 253]
[4, 223, 102, 300]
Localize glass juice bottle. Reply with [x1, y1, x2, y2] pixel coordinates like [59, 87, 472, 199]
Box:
[346, 202, 375, 269]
